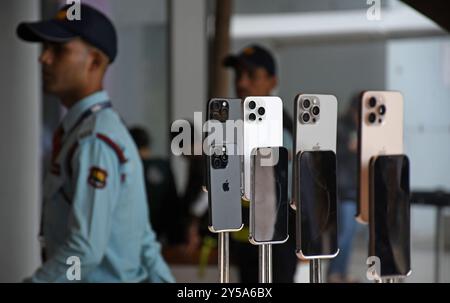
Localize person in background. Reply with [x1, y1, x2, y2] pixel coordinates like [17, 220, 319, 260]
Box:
[174, 121, 211, 257]
[223, 44, 297, 283]
[129, 126, 183, 246]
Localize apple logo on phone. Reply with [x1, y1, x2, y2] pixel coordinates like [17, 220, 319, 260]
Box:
[222, 180, 230, 192]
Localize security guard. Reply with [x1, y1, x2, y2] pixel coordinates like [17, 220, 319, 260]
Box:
[17, 4, 174, 282]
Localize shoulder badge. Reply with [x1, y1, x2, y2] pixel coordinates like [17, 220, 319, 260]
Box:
[88, 166, 108, 189]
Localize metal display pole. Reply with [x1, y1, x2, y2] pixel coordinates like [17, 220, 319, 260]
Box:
[218, 232, 230, 283]
[259, 244, 272, 283]
[310, 259, 323, 283]
[434, 206, 443, 283]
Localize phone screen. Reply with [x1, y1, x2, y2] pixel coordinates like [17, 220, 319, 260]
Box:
[371, 155, 410, 277]
[298, 150, 338, 258]
[251, 147, 288, 243]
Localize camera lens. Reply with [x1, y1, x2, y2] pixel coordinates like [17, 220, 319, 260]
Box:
[369, 97, 377, 108]
[368, 113, 377, 124]
[249, 101, 256, 110]
[378, 105, 386, 115]
[220, 107, 229, 119]
[302, 99, 311, 109]
[258, 107, 265, 116]
[211, 101, 220, 111]
[249, 113, 257, 121]
[302, 112, 311, 123]
[211, 111, 220, 120]
[213, 158, 221, 168]
[311, 106, 320, 116]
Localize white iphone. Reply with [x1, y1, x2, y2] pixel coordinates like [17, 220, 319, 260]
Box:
[243, 96, 283, 201]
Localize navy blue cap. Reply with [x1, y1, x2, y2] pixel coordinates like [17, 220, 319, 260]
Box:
[223, 45, 276, 76]
[17, 4, 117, 63]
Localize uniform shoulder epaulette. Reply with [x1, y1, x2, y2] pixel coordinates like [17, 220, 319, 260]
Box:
[95, 133, 128, 165]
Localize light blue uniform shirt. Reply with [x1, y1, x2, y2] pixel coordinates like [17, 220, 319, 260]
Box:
[32, 91, 174, 283]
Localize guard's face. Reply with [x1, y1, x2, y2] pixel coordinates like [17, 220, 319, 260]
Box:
[39, 38, 92, 96]
[234, 66, 277, 100]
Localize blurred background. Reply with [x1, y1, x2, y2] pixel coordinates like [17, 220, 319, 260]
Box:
[0, 0, 449, 282]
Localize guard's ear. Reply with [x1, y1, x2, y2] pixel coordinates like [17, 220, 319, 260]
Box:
[89, 47, 109, 72]
[272, 76, 278, 88]
[269, 75, 278, 91]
